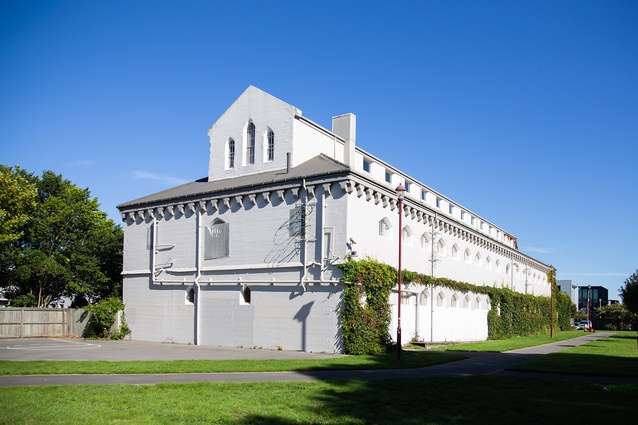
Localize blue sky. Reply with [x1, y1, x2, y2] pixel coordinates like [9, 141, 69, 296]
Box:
[1, 1, 636, 300]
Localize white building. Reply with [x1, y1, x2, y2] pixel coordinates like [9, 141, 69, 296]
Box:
[118, 86, 551, 352]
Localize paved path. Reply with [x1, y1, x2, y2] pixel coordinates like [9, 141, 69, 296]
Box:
[1, 332, 636, 387]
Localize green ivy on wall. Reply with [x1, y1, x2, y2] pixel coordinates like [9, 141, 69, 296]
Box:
[338, 259, 574, 354]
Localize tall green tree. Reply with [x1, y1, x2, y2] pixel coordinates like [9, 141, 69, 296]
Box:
[1, 168, 123, 307]
[619, 270, 638, 349]
[0, 165, 37, 245]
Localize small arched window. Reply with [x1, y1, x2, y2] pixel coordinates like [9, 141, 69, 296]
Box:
[402, 226, 412, 245]
[242, 286, 251, 304]
[267, 129, 275, 161]
[420, 233, 429, 250]
[246, 122, 255, 164]
[437, 292, 445, 307]
[464, 248, 471, 263]
[475, 253, 481, 267]
[228, 138, 235, 169]
[437, 239, 446, 256]
[379, 218, 390, 238]
[451, 244, 459, 259]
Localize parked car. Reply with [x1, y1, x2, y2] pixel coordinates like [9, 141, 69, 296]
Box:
[576, 320, 590, 330]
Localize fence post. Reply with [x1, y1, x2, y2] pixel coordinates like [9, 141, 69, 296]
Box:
[20, 308, 24, 338]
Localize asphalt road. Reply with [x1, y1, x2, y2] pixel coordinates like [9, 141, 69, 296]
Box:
[2, 331, 636, 387]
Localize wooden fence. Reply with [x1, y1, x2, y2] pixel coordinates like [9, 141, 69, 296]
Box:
[0, 308, 91, 338]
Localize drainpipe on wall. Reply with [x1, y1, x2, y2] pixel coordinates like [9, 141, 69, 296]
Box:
[194, 204, 202, 345]
[300, 179, 308, 291]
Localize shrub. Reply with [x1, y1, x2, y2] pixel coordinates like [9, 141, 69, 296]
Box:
[84, 296, 131, 339]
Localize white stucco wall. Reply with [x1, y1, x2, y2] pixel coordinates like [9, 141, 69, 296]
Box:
[389, 285, 490, 343]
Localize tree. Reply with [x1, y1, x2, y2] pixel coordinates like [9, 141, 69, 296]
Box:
[619, 270, 638, 349]
[0, 165, 37, 245]
[595, 303, 633, 331]
[0, 168, 123, 307]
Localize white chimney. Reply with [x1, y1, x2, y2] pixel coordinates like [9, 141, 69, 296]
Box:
[332, 113, 356, 166]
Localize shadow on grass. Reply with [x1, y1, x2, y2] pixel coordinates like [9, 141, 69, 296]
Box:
[291, 350, 467, 373]
[230, 376, 638, 425]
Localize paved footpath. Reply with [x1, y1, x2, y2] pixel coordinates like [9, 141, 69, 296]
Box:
[1, 331, 636, 387]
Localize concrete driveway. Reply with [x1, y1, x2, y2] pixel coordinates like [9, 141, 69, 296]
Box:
[2, 332, 637, 387]
[0, 337, 343, 362]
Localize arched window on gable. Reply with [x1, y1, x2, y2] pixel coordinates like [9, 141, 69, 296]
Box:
[463, 295, 470, 308]
[496, 259, 501, 273]
[267, 129, 275, 162]
[485, 256, 491, 270]
[451, 244, 459, 260]
[228, 138, 235, 169]
[451, 293, 459, 308]
[246, 122, 255, 165]
[475, 252, 482, 267]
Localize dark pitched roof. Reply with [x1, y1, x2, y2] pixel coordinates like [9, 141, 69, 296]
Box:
[117, 154, 349, 210]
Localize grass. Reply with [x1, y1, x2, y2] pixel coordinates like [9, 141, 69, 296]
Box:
[2, 331, 637, 423]
[0, 350, 465, 375]
[1, 376, 636, 424]
[507, 331, 638, 377]
[426, 330, 588, 352]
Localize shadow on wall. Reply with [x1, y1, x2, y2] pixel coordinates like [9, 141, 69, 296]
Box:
[293, 301, 314, 352]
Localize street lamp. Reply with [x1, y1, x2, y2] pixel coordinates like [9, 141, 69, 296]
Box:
[395, 183, 406, 361]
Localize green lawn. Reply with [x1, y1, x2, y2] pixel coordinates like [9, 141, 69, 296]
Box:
[0, 350, 465, 375]
[1, 376, 636, 424]
[2, 331, 637, 423]
[507, 331, 638, 377]
[429, 330, 588, 352]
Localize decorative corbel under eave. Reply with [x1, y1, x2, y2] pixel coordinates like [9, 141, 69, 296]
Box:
[156, 207, 165, 219]
[290, 188, 299, 200]
[137, 210, 145, 221]
[234, 195, 244, 209]
[306, 185, 315, 199]
[276, 190, 286, 202]
[222, 197, 231, 210]
[365, 188, 373, 202]
[322, 183, 332, 197]
[261, 191, 271, 204]
[177, 203, 185, 215]
[247, 194, 257, 206]
[187, 203, 196, 214]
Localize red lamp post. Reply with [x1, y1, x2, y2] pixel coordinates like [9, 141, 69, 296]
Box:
[395, 183, 406, 361]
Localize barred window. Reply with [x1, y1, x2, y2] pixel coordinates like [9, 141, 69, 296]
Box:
[246, 122, 255, 164]
[205, 219, 229, 259]
[228, 138, 235, 168]
[267, 130, 275, 161]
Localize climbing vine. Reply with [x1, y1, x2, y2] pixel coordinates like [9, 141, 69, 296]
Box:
[339, 258, 575, 353]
